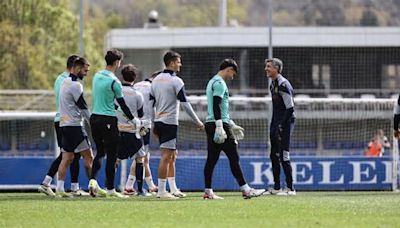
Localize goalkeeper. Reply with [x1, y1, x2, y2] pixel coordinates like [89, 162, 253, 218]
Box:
[203, 59, 265, 200]
[265, 58, 296, 196]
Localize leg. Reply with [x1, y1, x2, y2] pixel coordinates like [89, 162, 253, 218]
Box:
[204, 123, 222, 189]
[80, 149, 93, 179]
[70, 153, 81, 191]
[42, 153, 62, 185]
[222, 140, 247, 187]
[167, 151, 178, 192]
[125, 159, 137, 191]
[135, 156, 145, 193]
[270, 128, 281, 190]
[280, 120, 295, 191]
[56, 152, 74, 193]
[90, 116, 105, 180]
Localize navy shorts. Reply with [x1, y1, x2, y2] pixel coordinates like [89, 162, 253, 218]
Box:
[153, 122, 177, 150]
[117, 132, 144, 160]
[61, 126, 91, 153]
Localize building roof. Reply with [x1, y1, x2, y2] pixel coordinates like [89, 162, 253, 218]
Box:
[105, 27, 400, 49]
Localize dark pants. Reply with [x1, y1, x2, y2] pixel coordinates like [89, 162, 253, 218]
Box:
[90, 114, 119, 190]
[45, 122, 80, 183]
[269, 118, 295, 190]
[204, 122, 247, 189]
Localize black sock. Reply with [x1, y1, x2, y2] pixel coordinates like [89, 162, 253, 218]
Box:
[135, 163, 144, 193]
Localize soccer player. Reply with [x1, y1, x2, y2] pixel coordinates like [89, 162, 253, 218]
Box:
[124, 71, 160, 195]
[38, 55, 87, 197]
[265, 58, 296, 196]
[393, 95, 400, 139]
[203, 59, 265, 200]
[56, 57, 94, 197]
[116, 64, 151, 197]
[150, 51, 204, 199]
[89, 49, 142, 198]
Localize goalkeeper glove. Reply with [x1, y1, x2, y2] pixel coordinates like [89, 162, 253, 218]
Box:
[139, 119, 151, 137]
[229, 120, 244, 141]
[213, 120, 227, 144]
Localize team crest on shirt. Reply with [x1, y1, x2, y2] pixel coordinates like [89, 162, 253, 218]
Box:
[106, 124, 111, 129]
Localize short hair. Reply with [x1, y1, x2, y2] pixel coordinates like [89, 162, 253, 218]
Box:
[73, 57, 89, 68]
[66, 55, 79, 69]
[121, 64, 137, 82]
[163, 51, 181, 67]
[219, 59, 238, 73]
[105, 49, 124, 66]
[265, 58, 283, 73]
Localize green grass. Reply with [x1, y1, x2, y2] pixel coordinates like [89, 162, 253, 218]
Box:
[1, 192, 400, 227]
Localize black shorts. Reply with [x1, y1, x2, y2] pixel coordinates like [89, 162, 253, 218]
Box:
[61, 126, 90, 152]
[54, 122, 62, 148]
[153, 122, 177, 149]
[117, 132, 144, 160]
[142, 133, 150, 146]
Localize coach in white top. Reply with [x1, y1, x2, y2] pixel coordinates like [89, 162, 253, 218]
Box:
[150, 51, 204, 198]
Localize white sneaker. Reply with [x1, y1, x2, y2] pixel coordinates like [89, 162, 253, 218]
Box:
[171, 189, 187, 198]
[203, 192, 224, 200]
[38, 184, 55, 197]
[268, 188, 287, 196]
[242, 188, 265, 199]
[286, 188, 297, 196]
[71, 189, 90, 197]
[156, 192, 179, 199]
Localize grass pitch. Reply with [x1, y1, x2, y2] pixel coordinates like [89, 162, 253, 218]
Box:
[1, 191, 400, 227]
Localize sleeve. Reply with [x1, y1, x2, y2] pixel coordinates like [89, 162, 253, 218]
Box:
[212, 80, 225, 98]
[116, 97, 134, 120]
[176, 85, 201, 123]
[73, 84, 91, 122]
[213, 96, 222, 120]
[394, 94, 400, 130]
[137, 92, 144, 118]
[278, 81, 295, 126]
[112, 80, 124, 99]
[149, 87, 156, 122]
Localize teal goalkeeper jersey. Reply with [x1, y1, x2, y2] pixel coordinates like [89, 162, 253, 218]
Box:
[206, 74, 230, 123]
[54, 71, 69, 122]
[92, 69, 123, 116]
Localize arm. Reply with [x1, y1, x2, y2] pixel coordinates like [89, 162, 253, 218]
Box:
[72, 84, 91, 123]
[116, 97, 134, 120]
[278, 82, 295, 127]
[394, 95, 400, 138]
[177, 86, 202, 125]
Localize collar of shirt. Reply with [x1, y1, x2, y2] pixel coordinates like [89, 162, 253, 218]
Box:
[122, 83, 133, 87]
[69, 73, 82, 80]
[163, 69, 175, 75]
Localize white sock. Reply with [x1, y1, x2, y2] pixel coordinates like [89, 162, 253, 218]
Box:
[56, 180, 65, 192]
[145, 176, 156, 189]
[158, 179, 167, 194]
[71, 183, 79, 191]
[107, 189, 115, 194]
[168, 177, 178, 193]
[42, 175, 52, 186]
[125, 175, 136, 189]
[240, 184, 251, 192]
[205, 188, 214, 195]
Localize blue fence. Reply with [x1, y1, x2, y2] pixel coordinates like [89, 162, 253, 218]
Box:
[0, 156, 393, 191]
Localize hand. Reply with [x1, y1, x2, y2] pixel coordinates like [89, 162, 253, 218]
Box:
[213, 120, 227, 144]
[229, 120, 245, 141]
[196, 121, 205, 131]
[395, 130, 400, 139]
